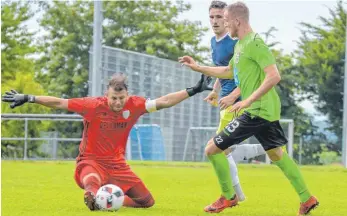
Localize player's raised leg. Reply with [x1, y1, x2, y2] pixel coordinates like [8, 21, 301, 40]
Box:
[229, 144, 266, 162]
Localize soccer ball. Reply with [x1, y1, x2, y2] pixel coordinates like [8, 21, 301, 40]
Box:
[95, 184, 124, 211]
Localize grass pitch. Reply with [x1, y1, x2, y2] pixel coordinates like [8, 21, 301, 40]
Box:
[2, 161, 347, 216]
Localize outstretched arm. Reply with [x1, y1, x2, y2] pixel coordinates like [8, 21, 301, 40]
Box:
[35, 96, 68, 109]
[154, 90, 190, 110]
[2, 90, 68, 110]
[146, 74, 212, 111]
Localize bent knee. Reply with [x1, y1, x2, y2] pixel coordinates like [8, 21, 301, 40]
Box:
[266, 147, 283, 161]
[140, 196, 155, 208]
[144, 198, 155, 208]
[81, 173, 101, 186]
[204, 139, 222, 156]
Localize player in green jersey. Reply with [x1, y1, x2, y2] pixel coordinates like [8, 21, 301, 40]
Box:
[179, 2, 318, 215]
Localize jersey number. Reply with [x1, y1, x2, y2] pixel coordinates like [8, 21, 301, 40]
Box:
[215, 136, 223, 144]
[226, 119, 240, 133]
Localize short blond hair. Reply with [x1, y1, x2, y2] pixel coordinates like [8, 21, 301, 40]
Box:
[227, 1, 249, 22]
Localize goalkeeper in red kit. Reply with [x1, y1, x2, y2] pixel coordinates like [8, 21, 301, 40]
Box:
[2, 72, 212, 210]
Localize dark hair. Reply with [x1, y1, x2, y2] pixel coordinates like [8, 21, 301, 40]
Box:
[227, 1, 249, 22]
[209, 1, 227, 11]
[107, 72, 128, 91]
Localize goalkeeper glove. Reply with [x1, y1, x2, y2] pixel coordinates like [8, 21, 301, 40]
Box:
[2, 90, 36, 109]
[186, 74, 213, 97]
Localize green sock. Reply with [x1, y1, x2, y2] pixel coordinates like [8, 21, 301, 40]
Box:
[208, 153, 235, 199]
[273, 151, 311, 202]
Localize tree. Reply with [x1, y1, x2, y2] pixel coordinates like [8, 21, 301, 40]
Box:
[37, 0, 209, 99]
[261, 26, 281, 48]
[1, 1, 51, 158]
[295, 1, 346, 142]
[1, 1, 36, 83]
[103, 1, 209, 62]
[36, 1, 93, 99]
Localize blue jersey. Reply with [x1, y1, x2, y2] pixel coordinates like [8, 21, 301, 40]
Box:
[211, 34, 239, 99]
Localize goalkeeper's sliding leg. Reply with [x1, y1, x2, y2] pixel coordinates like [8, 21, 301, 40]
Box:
[74, 160, 155, 211]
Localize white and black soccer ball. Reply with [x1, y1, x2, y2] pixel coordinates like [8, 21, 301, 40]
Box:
[95, 184, 124, 211]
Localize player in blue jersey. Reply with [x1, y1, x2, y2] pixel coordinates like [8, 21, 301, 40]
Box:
[202, 1, 267, 211]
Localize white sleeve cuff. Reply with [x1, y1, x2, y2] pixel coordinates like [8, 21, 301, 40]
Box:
[145, 99, 157, 113]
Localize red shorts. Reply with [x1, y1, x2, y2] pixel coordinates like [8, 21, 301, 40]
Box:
[74, 160, 142, 194]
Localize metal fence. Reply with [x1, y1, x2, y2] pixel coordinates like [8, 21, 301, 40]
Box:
[1, 114, 82, 160]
